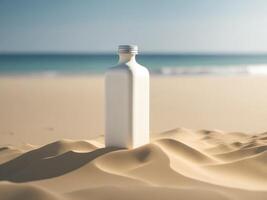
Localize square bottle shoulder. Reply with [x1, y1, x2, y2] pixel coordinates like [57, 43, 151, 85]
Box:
[106, 63, 149, 76]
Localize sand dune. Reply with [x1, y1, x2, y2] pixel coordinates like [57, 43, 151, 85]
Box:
[214, 145, 267, 161]
[0, 128, 267, 200]
[204, 152, 267, 190]
[155, 138, 216, 164]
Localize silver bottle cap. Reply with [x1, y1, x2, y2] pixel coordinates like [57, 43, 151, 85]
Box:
[118, 45, 138, 54]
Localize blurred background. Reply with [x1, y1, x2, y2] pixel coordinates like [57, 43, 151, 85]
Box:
[1, 0, 267, 75]
[1, 0, 267, 145]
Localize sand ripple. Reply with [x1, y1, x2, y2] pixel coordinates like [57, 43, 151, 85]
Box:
[0, 128, 267, 200]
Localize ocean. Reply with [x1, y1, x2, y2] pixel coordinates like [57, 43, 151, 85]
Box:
[1, 54, 267, 76]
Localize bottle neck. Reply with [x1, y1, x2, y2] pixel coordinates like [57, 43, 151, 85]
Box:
[118, 53, 137, 64]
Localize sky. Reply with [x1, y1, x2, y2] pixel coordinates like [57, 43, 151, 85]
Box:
[1, 0, 267, 53]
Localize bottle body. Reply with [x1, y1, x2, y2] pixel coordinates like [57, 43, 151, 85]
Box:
[105, 52, 149, 148]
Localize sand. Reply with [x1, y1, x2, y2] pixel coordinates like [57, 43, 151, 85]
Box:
[2, 75, 267, 145]
[0, 75, 267, 199]
[0, 129, 267, 200]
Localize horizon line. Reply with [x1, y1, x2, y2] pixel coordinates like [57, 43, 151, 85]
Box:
[2, 51, 267, 56]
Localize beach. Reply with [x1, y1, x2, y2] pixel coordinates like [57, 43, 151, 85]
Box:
[1, 0, 267, 199]
[0, 75, 267, 200]
[1, 75, 267, 145]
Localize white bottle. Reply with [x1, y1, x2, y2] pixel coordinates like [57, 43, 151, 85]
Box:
[105, 45, 150, 148]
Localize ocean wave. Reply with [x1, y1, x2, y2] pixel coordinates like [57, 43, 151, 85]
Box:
[157, 65, 267, 76]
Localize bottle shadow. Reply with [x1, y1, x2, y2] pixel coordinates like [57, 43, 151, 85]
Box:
[0, 142, 121, 182]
